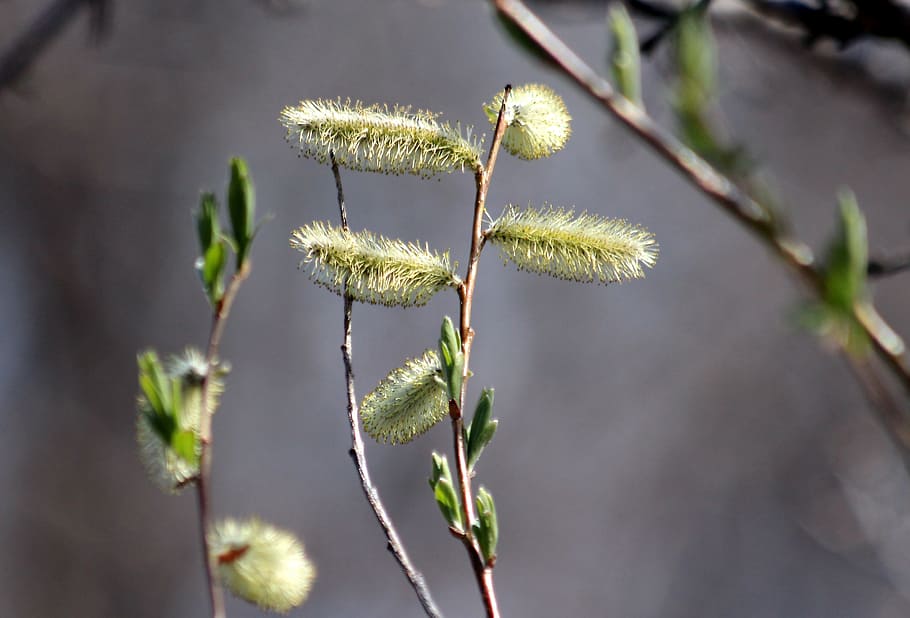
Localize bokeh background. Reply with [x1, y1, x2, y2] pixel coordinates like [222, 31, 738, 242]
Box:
[4, 0, 910, 616]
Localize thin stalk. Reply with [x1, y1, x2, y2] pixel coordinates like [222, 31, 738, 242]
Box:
[450, 85, 512, 618]
[331, 154, 444, 618]
[491, 0, 910, 396]
[196, 263, 251, 618]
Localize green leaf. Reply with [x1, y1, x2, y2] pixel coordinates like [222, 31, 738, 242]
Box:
[824, 190, 867, 312]
[198, 241, 227, 305]
[228, 157, 255, 269]
[467, 388, 496, 472]
[608, 4, 642, 107]
[433, 478, 463, 532]
[803, 190, 870, 356]
[474, 486, 498, 564]
[196, 192, 220, 255]
[438, 316, 464, 402]
[171, 429, 199, 466]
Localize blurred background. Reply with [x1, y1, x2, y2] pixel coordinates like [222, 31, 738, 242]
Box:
[3, 0, 910, 616]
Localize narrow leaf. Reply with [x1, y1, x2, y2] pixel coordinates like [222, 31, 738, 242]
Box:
[228, 157, 255, 269]
[439, 316, 464, 402]
[608, 4, 643, 107]
[474, 486, 498, 564]
[196, 192, 220, 255]
[467, 388, 495, 472]
[434, 478, 463, 531]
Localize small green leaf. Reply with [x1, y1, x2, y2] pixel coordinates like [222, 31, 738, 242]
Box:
[467, 388, 496, 472]
[825, 190, 867, 312]
[171, 429, 199, 466]
[196, 192, 220, 255]
[429, 451, 449, 489]
[198, 241, 227, 305]
[228, 157, 255, 269]
[433, 478, 463, 532]
[474, 486, 498, 564]
[439, 316, 464, 402]
[803, 190, 870, 356]
[608, 4, 642, 107]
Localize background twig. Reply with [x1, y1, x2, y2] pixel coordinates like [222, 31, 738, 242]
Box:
[330, 153, 444, 618]
[0, 0, 109, 92]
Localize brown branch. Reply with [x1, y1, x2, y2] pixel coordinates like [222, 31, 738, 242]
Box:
[196, 263, 251, 618]
[449, 85, 512, 618]
[330, 154, 444, 618]
[0, 0, 108, 92]
[843, 354, 910, 475]
[491, 0, 910, 397]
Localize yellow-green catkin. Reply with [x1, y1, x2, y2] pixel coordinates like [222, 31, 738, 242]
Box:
[360, 349, 449, 444]
[290, 222, 461, 307]
[279, 98, 483, 177]
[484, 84, 571, 160]
[485, 204, 658, 283]
[209, 517, 315, 614]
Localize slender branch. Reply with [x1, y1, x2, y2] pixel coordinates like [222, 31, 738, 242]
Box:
[491, 0, 910, 396]
[0, 0, 108, 92]
[196, 263, 251, 618]
[330, 153, 443, 618]
[843, 355, 910, 475]
[449, 86, 512, 618]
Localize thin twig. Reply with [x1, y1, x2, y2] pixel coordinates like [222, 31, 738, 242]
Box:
[196, 263, 251, 618]
[491, 0, 910, 396]
[449, 85, 512, 618]
[330, 153, 444, 618]
[843, 354, 910, 475]
[0, 0, 108, 92]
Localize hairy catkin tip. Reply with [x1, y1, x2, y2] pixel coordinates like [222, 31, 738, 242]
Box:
[485, 204, 658, 284]
[279, 98, 483, 176]
[484, 84, 571, 160]
[209, 517, 315, 613]
[290, 222, 461, 307]
[361, 349, 448, 444]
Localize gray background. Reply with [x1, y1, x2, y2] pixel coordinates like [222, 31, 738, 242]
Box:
[4, 0, 910, 616]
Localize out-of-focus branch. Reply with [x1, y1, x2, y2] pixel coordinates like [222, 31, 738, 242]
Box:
[491, 0, 910, 439]
[743, 0, 910, 50]
[627, 0, 910, 52]
[0, 0, 109, 92]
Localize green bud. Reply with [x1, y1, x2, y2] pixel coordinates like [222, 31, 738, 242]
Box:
[466, 388, 497, 472]
[228, 157, 255, 269]
[473, 486, 498, 565]
[438, 316, 464, 402]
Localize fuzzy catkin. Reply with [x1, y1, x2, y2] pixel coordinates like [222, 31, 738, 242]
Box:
[360, 349, 449, 444]
[485, 204, 658, 283]
[484, 84, 571, 160]
[290, 222, 461, 307]
[280, 98, 483, 177]
[209, 517, 315, 613]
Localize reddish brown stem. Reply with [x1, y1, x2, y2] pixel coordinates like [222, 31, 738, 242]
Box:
[448, 85, 512, 618]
